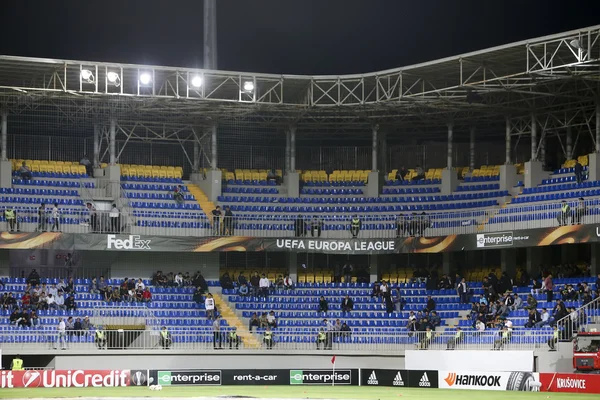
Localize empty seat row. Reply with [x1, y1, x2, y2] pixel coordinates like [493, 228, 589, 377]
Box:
[129, 202, 201, 210]
[456, 184, 500, 192]
[13, 179, 93, 188]
[223, 187, 279, 194]
[301, 188, 363, 195]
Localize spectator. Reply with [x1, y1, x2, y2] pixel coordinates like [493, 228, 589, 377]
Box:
[525, 308, 542, 328]
[493, 326, 511, 350]
[46, 293, 58, 310]
[220, 273, 234, 290]
[30, 311, 40, 327]
[212, 315, 222, 349]
[574, 198, 586, 224]
[50, 203, 60, 232]
[19, 161, 32, 180]
[250, 272, 260, 296]
[192, 287, 204, 304]
[65, 316, 75, 336]
[109, 204, 120, 233]
[457, 278, 469, 304]
[407, 311, 418, 334]
[65, 294, 76, 311]
[238, 283, 249, 296]
[294, 214, 305, 237]
[259, 274, 270, 298]
[429, 311, 441, 331]
[73, 318, 83, 336]
[340, 295, 354, 313]
[142, 287, 152, 303]
[267, 311, 278, 328]
[274, 274, 284, 290]
[237, 271, 248, 287]
[412, 165, 425, 181]
[228, 327, 241, 349]
[419, 327, 434, 349]
[55, 292, 66, 310]
[192, 271, 208, 292]
[340, 322, 352, 337]
[55, 318, 67, 350]
[211, 206, 222, 235]
[135, 279, 145, 292]
[476, 319, 486, 332]
[500, 272, 513, 293]
[545, 274, 554, 302]
[371, 282, 381, 298]
[536, 308, 550, 328]
[89, 278, 99, 295]
[574, 160, 584, 184]
[511, 294, 523, 311]
[548, 325, 559, 351]
[82, 316, 92, 330]
[173, 185, 185, 205]
[36, 203, 47, 232]
[342, 263, 353, 284]
[160, 326, 172, 349]
[396, 166, 408, 181]
[350, 215, 361, 238]
[9, 308, 21, 325]
[174, 272, 183, 287]
[259, 312, 269, 328]
[65, 277, 75, 294]
[557, 200, 571, 226]
[318, 296, 329, 313]
[205, 293, 215, 320]
[396, 214, 409, 237]
[383, 289, 394, 314]
[309, 215, 323, 237]
[263, 326, 274, 349]
[248, 313, 260, 331]
[267, 169, 281, 185]
[80, 155, 93, 176]
[525, 294, 538, 310]
[447, 327, 464, 350]
[4, 207, 17, 232]
[393, 288, 405, 312]
[283, 274, 294, 290]
[86, 202, 98, 232]
[27, 269, 40, 286]
[425, 295, 436, 312]
[223, 206, 234, 235]
[316, 328, 327, 350]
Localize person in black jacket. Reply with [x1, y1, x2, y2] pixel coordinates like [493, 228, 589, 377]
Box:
[340, 295, 354, 313]
[574, 161, 583, 184]
[223, 206, 235, 235]
[318, 296, 328, 313]
[294, 215, 305, 237]
[220, 273, 234, 290]
[525, 308, 542, 328]
[425, 296, 436, 312]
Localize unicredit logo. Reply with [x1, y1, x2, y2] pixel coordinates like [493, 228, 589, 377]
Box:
[22, 371, 42, 388]
[444, 373, 501, 387]
[12, 370, 129, 388]
[557, 378, 586, 389]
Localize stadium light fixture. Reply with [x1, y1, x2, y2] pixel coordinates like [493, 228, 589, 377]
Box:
[191, 76, 203, 88]
[139, 72, 152, 85]
[243, 81, 255, 92]
[107, 71, 121, 87]
[80, 69, 95, 83]
[569, 39, 583, 50]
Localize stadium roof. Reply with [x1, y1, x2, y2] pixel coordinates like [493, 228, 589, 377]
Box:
[0, 24, 599, 140]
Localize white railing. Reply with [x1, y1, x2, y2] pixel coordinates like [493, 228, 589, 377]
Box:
[0, 328, 551, 352]
[558, 296, 600, 340]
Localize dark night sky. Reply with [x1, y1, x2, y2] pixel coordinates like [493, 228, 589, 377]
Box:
[1, 0, 599, 75]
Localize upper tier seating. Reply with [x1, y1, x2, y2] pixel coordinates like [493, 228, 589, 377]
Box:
[11, 159, 87, 178]
[464, 165, 501, 182]
[121, 164, 183, 180]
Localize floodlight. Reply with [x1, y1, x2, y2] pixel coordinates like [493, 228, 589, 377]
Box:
[139, 72, 152, 85]
[107, 71, 120, 83]
[191, 76, 203, 88]
[80, 69, 94, 83]
[243, 81, 255, 92]
[569, 39, 583, 50]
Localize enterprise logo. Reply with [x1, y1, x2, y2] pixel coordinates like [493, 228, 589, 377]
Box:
[476, 232, 513, 248]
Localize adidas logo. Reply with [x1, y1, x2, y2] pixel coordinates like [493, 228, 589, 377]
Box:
[419, 372, 431, 387]
[393, 372, 404, 386]
[367, 371, 378, 385]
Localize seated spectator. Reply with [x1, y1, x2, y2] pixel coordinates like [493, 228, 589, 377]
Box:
[525, 294, 538, 310]
[371, 283, 381, 298]
[193, 287, 204, 304]
[65, 316, 75, 336]
[511, 293, 523, 311]
[318, 296, 329, 313]
[220, 273, 234, 290]
[438, 274, 451, 290]
[74, 318, 83, 336]
[55, 291, 66, 310]
[562, 285, 578, 301]
[536, 308, 550, 328]
[153, 271, 168, 287]
[259, 312, 269, 328]
[104, 286, 113, 302]
[267, 311, 277, 328]
[65, 294, 76, 311]
[80, 154, 93, 176]
[525, 308, 542, 328]
[412, 165, 425, 181]
[9, 308, 21, 324]
[429, 311, 441, 331]
[340, 322, 351, 337]
[316, 328, 327, 350]
[183, 272, 192, 286]
[82, 316, 92, 330]
[30, 311, 40, 327]
[173, 185, 185, 205]
[425, 295, 436, 312]
[274, 275, 284, 290]
[407, 311, 418, 334]
[18, 311, 30, 328]
[21, 292, 31, 309]
[396, 166, 408, 181]
[65, 277, 75, 294]
[340, 295, 354, 313]
[110, 288, 121, 302]
[238, 283, 249, 296]
[259, 274, 270, 298]
[174, 272, 183, 287]
[38, 292, 49, 310]
[19, 161, 33, 180]
[135, 278, 145, 292]
[89, 278, 100, 295]
[248, 312, 260, 331]
[283, 274, 294, 290]
[237, 271, 248, 287]
[192, 271, 208, 292]
[142, 287, 152, 303]
[476, 319, 486, 331]
[267, 169, 281, 185]
[493, 326, 511, 350]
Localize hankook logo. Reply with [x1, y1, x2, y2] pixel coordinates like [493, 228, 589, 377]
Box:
[476, 232, 513, 248]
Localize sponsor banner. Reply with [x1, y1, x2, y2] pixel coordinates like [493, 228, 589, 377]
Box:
[0, 223, 599, 253]
[406, 350, 534, 373]
[148, 370, 222, 386]
[0, 370, 130, 389]
[361, 369, 407, 387]
[407, 370, 438, 389]
[439, 371, 541, 391]
[130, 370, 148, 387]
[539, 373, 600, 393]
[223, 369, 288, 385]
[289, 369, 357, 385]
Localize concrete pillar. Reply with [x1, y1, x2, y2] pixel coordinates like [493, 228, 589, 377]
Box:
[591, 243, 600, 277]
[566, 126, 573, 160]
[469, 126, 476, 171]
[447, 123, 453, 169]
[441, 169, 458, 195]
[93, 124, 100, 168]
[284, 125, 299, 198]
[287, 253, 298, 283]
[0, 110, 11, 188]
[442, 252, 451, 275]
[290, 125, 296, 173]
[499, 164, 517, 191]
[501, 248, 517, 279]
[588, 152, 600, 182]
[596, 101, 600, 153]
[524, 160, 544, 188]
[193, 140, 200, 173]
[372, 124, 378, 172]
[505, 117, 511, 164]
[109, 119, 116, 165]
[369, 255, 379, 283]
[540, 135, 546, 168]
[203, 0, 218, 70]
[285, 130, 290, 174]
[531, 113, 537, 161]
[210, 123, 217, 170]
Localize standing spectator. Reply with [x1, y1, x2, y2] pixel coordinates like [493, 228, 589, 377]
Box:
[27, 269, 40, 286]
[457, 278, 469, 304]
[294, 214, 305, 237]
[80, 155, 93, 176]
[383, 289, 394, 314]
[97, 277, 107, 297]
[574, 198, 586, 224]
[55, 317, 67, 350]
[318, 296, 329, 313]
[223, 206, 234, 235]
[545, 274, 554, 302]
[19, 161, 32, 180]
[211, 206, 222, 235]
[37, 203, 47, 232]
[350, 215, 361, 238]
[109, 204, 120, 233]
[86, 203, 98, 232]
[283, 274, 294, 290]
[340, 295, 354, 313]
[259, 274, 270, 298]
[425, 295, 436, 312]
[574, 160, 583, 184]
[310, 215, 323, 237]
[212, 315, 222, 349]
[50, 203, 60, 232]
[557, 200, 571, 226]
[342, 263, 353, 284]
[205, 293, 215, 320]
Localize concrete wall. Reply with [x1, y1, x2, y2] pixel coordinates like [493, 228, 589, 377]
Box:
[52, 354, 405, 370]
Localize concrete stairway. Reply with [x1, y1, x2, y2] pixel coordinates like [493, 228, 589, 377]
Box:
[188, 183, 214, 217]
[212, 292, 261, 349]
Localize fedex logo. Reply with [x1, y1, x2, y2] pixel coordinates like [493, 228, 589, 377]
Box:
[107, 235, 151, 250]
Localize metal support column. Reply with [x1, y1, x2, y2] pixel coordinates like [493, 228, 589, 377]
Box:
[371, 124, 379, 172]
[109, 119, 116, 165]
[193, 140, 200, 173]
[469, 126, 475, 171]
[531, 113, 537, 161]
[93, 124, 100, 168]
[290, 125, 297, 173]
[447, 123, 453, 169]
[566, 126, 573, 160]
[0, 110, 7, 161]
[285, 129, 290, 174]
[203, 0, 218, 70]
[505, 118, 511, 165]
[211, 123, 217, 170]
[596, 101, 600, 153]
[540, 135, 546, 167]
